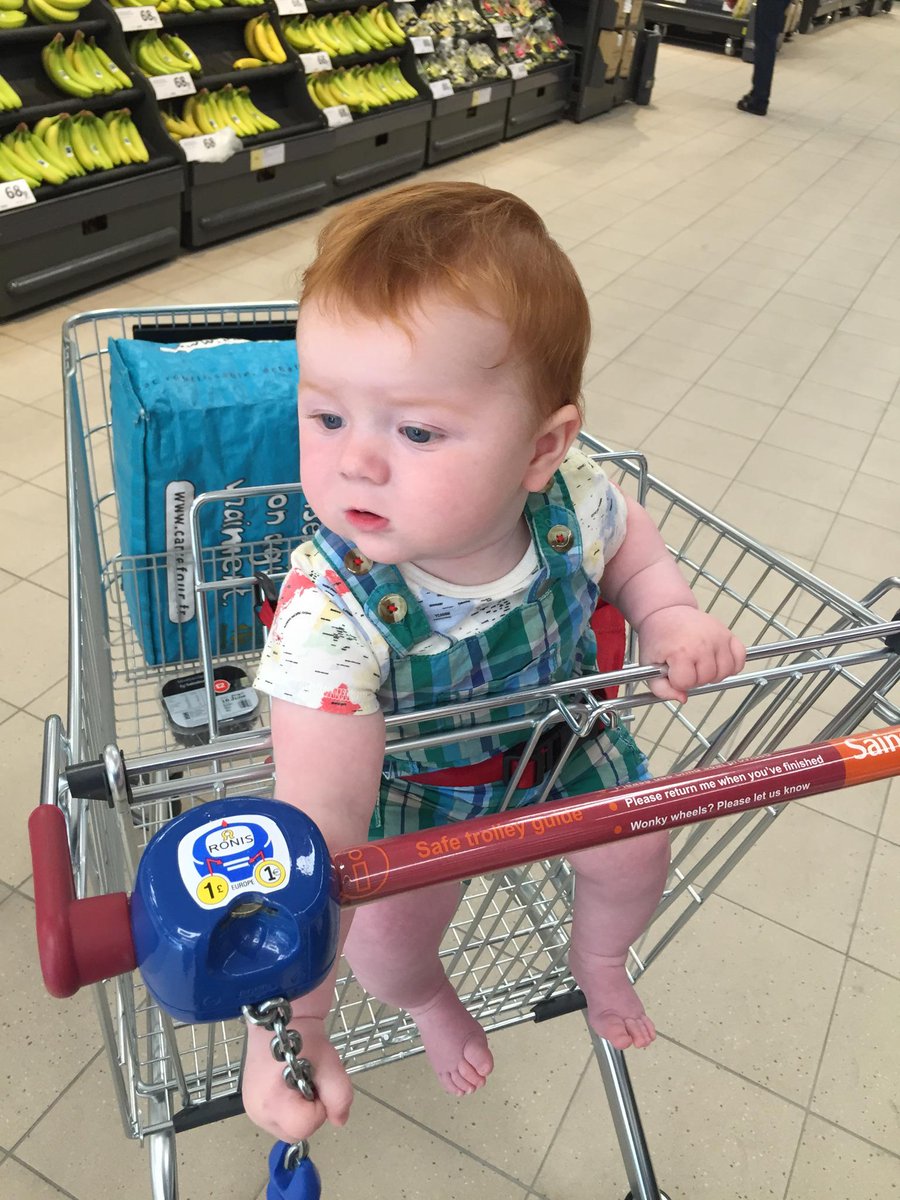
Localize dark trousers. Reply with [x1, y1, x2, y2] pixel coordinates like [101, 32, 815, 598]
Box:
[751, 0, 792, 105]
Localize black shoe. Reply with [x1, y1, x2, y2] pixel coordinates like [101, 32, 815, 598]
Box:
[737, 94, 768, 116]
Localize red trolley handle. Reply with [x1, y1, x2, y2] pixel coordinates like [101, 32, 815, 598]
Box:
[29, 805, 136, 999]
[333, 725, 900, 906]
[29, 726, 900, 996]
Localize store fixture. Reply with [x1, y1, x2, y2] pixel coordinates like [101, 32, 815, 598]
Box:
[553, 0, 658, 120]
[642, 0, 757, 57]
[412, 0, 575, 156]
[1, 2, 651, 312]
[0, 0, 182, 318]
[135, 0, 431, 245]
[796, 0, 880, 31]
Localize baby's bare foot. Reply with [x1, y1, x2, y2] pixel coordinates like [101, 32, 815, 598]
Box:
[569, 949, 656, 1051]
[408, 979, 494, 1096]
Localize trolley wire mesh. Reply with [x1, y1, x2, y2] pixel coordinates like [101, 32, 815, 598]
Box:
[55, 306, 900, 1138]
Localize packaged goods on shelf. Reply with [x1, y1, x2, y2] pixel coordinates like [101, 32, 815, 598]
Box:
[416, 37, 508, 85]
[410, 0, 492, 38]
[495, 12, 571, 73]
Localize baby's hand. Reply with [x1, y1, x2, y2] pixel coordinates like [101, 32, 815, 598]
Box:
[637, 605, 745, 703]
[242, 1016, 353, 1143]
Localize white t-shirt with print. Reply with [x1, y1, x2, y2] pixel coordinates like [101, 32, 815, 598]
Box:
[253, 448, 627, 716]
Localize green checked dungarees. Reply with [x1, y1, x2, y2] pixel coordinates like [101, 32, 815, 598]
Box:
[310, 466, 650, 842]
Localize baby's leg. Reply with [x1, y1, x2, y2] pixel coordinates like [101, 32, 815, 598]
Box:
[568, 831, 670, 1051]
[343, 881, 493, 1096]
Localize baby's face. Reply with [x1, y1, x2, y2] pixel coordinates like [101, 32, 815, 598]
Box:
[296, 294, 547, 585]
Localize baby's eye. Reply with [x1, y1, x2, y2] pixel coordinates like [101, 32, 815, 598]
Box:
[402, 426, 432, 444]
[319, 414, 343, 430]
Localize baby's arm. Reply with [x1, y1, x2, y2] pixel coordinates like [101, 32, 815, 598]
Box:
[601, 494, 745, 702]
[242, 697, 385, 1143]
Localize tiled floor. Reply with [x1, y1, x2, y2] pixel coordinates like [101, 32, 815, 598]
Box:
[2, 13, 900, 1200]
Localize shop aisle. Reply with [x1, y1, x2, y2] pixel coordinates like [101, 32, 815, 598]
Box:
[1, 13, 898, 1200]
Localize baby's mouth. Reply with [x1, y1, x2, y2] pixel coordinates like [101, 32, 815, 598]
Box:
[345, 509, 388, 532]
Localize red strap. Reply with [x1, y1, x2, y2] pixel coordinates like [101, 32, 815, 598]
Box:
[405, 752, 540, 790]
[590, 601, 626, 698]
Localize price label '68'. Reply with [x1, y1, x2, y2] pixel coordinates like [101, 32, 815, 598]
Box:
[323, 104, 353, 127]
[275, 0, 308, 11]
[300, 51, 332, 73]
[492, 20, 514, 37]
[0, 178, 37, 212]
[429, 78, 453, 99]
[115, 5, 162, 30]
[150, 72, 197, 101]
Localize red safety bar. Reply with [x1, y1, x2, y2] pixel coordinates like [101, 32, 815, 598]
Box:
[334, 725, 900, 906]
[30, 726, 900, 999]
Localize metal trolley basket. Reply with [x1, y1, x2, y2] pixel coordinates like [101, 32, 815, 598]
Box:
[38, 304, 900, 1200]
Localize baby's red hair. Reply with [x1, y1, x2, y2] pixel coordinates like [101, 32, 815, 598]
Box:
[300, 181, 591, 420]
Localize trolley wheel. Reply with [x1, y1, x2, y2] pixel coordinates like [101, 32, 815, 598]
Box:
[724, 36, 736, 54]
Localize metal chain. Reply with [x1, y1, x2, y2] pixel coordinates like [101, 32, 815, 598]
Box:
[243, 996, 317, 1102]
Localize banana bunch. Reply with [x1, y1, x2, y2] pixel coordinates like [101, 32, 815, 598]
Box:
[307, 57, 417, 113]
[131, 30, 202, 76]
[241, 16, 287, 65]
[0, 0, 27, 31]
[160, 84, 279, 140]
[41, 32, 131, 99]
[283, 5, 406, 58]
[159, 0, 266, 10]
[23, 0, 93, 24]
[0, 111, 148, 189]
[153, 0, 264, 11]
[0, 74, 23, 111]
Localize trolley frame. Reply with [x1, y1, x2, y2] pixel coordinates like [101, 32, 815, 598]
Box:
[45, 303, 900, 1200]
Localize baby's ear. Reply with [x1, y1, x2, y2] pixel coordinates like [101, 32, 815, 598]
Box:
[522, 404, 582, 492]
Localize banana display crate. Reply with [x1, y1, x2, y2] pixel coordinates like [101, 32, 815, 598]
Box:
[503, 57, 573, 137]
[183, 123, 334, 246]
[426, 75, 512, 161]
[0, 0, 183, 317]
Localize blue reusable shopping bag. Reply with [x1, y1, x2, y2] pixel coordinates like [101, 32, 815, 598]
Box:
[109, 336, 313, 666]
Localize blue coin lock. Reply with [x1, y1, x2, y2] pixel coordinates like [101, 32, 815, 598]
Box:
[131, 797, 340, 1024]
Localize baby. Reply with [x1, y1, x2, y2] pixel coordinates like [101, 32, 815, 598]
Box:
[245, 181, 745, 1143]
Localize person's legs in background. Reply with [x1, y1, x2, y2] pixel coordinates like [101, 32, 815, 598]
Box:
[738, 0, 792, 115]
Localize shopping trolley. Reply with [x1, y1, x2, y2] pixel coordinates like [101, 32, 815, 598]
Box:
[31, 304, 900, 1200]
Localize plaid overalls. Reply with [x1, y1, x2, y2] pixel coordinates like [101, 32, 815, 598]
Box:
[312, 467, 649, 841]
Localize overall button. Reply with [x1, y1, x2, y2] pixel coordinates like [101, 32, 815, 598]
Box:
[377, 594, 408, 624]
[547, 525, 574, 553]
[344, 549, 372, 575]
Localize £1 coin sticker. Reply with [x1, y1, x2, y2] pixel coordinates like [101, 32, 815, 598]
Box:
[254, 859, 286, 888]
[196, 874, 230, 906]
